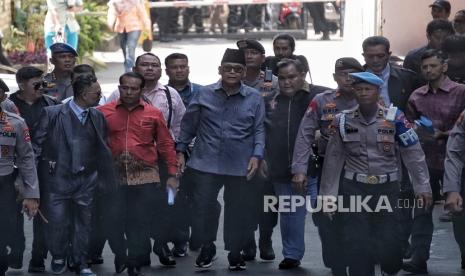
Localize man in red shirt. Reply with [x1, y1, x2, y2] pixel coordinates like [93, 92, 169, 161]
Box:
[98, 72, 178, 276]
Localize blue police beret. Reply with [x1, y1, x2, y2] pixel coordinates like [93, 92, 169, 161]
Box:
[50, 43, 78, 56]
[349, 72, 384, 87]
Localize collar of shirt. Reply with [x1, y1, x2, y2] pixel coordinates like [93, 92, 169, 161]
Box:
[69, 99, 88, 119]
[423, 76, 459, 94]
[214, 80, 247, 97]
[243, 72, 264, 88]
[168, 80, 192, 93]
[115, 98, 146, 110]
[144, 82, 165, 97]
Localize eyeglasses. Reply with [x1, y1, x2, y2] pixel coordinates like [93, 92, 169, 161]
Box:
[222, 65, 244, 73]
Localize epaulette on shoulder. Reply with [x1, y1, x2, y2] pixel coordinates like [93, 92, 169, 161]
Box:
[4, 110, 24, 121]
[342, 106, 358, 116]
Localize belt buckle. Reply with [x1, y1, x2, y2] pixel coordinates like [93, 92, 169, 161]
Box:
[367, 175, 379, 184]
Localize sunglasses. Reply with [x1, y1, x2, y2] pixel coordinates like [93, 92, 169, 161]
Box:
[32, 81, 48, 90]
[222, 65, 244, 73]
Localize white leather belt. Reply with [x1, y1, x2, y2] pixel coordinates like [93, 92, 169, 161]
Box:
[344, 171, 398, 184]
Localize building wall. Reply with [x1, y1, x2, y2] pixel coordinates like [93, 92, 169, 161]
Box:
[0, 0, 11, 33]
[380, 0, 463, 56]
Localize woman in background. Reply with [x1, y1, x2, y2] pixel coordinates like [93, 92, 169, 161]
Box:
[107, 0, 151, 72]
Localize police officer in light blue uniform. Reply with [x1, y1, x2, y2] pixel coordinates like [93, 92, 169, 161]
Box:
[320, 72, 433, 276]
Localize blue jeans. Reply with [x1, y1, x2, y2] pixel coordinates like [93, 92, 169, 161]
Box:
[273, 177, 316, 260]
[119, 31, 141, 72]
[45, 25, 79, 51]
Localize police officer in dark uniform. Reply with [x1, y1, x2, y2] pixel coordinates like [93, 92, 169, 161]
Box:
[8, 66, 59, 273]
[236, 39, 279, 261]
[292, 57, 364, 276]
[320, 72, 432, 276]
[0, 84, 40, 276]
[43, 43, 78, 101]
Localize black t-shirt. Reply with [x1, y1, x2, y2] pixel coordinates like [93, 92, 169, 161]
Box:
[9, 92, 50, 137]
[262, 54, 310, 75]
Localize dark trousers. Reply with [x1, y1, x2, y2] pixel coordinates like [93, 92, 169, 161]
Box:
[190, 169, 254, 253]
[313, 158, 346, 273]
[399, 168, 438, 263]
[182, 7, 204, 33]
[0, 173, 18, 274]
[243, 175, 277, 250]
[305, 2, 329, 34]
[124, 183, 168, 268]
[452, 169, 465, 260]
[9, 201, 25, 260]
[43, 172, 98, 270]
[342, 179, 402, 276]
[89, 190, 127, 260]
[167, 168, 210, 248]
[31, 215, 48, 262]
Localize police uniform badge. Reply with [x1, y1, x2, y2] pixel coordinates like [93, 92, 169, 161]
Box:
[322, 102, 337, 120]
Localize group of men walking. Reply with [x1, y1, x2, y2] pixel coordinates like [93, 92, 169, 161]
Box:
[1, 4, 465, 275]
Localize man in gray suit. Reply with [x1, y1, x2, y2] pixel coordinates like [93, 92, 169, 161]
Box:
[33, 74, 116, 276]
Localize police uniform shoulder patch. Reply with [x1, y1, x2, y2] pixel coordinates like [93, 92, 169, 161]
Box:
[306, 100, 318, 115]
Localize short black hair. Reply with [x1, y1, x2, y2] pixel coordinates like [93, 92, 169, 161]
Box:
[276, 58, 305, 74]
[421, 49, 447, 63]
[165, 53, 188, 67]
[273, 34, 296, 52]
[119, 72, 145, 89]
[457, 9, 465, 16]
[362, 36, 391, 53]
[73, 64, 96, 77]
[442, 35, 465, 53]
[15, 66, 44, 84]
[426, 19, 455, 36]
[135, 53, 160, 67]
[73, 74, 98, 98]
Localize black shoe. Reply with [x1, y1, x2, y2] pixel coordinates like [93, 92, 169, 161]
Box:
[195, 243, 216, 268]
[115, 256, 127, 274]
[259, 239, 275, 261]
[241, 246, 256, 262]
[28, 258, 46, 273]
[88, 255, 104, 265]
[127, 266, 142, 276]
[402, 260, 428, 274]
[155, 244, 176, 266]
[278, 258, 301, 269]
[228, 252, 246, 271]
[8, 254, 23, 269]
[172, 243, 188, 257]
